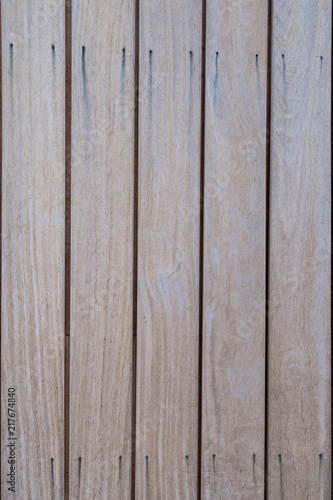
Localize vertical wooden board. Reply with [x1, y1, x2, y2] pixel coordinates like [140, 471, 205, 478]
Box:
[1, 1, 65, 498]
[268, 1, 331, 498]
[202, 1, 267, 498]
[136, 0, 201, 498]
[70, 0, 135, 498]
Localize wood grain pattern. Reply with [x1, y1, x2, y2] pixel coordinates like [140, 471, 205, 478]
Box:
[202, 1, 268, 498]
[0, 2, 331, 499]
[1, 1, 65, 498]
[70, 1, 135, 498]
[267, 1, 331, 498]
[136, 0, 202, 497]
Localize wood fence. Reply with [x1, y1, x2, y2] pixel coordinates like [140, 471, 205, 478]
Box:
[1, 0, 331, 498]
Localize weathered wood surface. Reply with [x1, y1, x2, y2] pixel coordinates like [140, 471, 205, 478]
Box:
[70, 0, 135, 498]
[0, 1, 331, 498]
[267, 0, 331, 498]
[202, 1, 268, 498]
[1, 1, 65, 498]
[136, 0, 202, 498]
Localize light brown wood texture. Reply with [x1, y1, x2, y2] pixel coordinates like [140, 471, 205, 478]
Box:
[1, 2, 332, 498]
[1, 1, 65, 498]
[136, 0, 202, 497]
[202, 1, 268, 498]
[70, 1, 135, 498]
[267, 1, 331, 498]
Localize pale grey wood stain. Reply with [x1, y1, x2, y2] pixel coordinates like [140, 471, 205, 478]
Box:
[268, 0, 331, 498]
[136, 0, 202, 498]
[0, 1, 331, 498]
[70, 0, 135, 498]
[202, 0, 268, 498]
[1, 1, 65, 498]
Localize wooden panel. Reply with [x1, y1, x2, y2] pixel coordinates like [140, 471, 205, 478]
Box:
[202, 1, 268, 498]
[70, 0, 135, 498]
[1, 1, 65, 498]
[267, 1, 331, 498]
[136, 0, 202, 497]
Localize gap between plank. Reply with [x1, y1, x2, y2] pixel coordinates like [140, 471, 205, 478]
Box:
[197, 0, 206, 498]
[0, 0, 2, 494]
[64, 1, 72, 499]
[131, 0, 140, 497]
[331, 0, 333, 488]
[264, 0, 272, 498]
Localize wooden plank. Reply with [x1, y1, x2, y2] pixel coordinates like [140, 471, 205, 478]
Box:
[136, 0, 202, 497]
[70, 0, 135, 498]
[1, 1, 65, 498]
[202, 1, 268, 498]
[267, 1, 331, 497]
